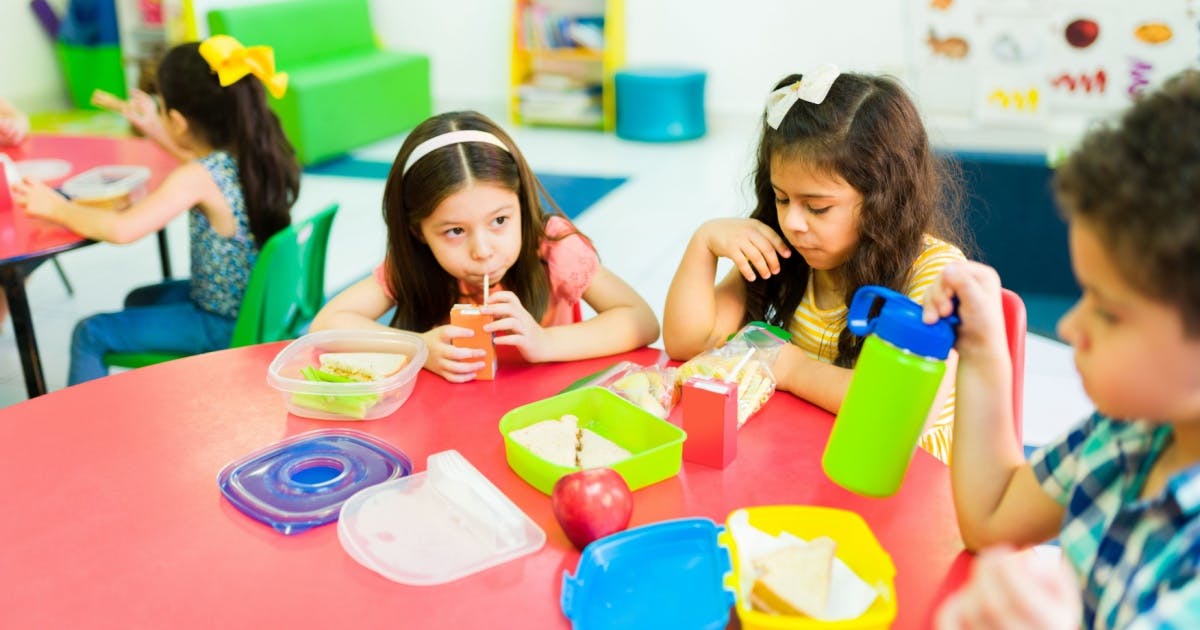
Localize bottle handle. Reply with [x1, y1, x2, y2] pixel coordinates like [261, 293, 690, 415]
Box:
[846, 286, 910, 336]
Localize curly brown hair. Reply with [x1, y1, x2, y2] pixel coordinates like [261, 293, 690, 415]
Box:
[743, 73, 967, 367]
[1055, 70, 1200, 335]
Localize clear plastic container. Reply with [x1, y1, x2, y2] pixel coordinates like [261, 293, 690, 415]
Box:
[338, 450, 546, 585]
[217, 429, 412, 535]
[267, 329, 428, 421]
[60, 165, 150, 209]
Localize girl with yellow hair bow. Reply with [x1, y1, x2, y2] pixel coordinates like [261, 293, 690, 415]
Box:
[12, 37, 301, 385]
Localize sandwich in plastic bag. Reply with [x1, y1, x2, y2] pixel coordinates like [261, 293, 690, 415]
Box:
[675, 322, 790, 427]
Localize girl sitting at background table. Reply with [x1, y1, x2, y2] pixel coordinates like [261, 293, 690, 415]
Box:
[12, 36, 300, 384]
[310, 110, 660, 382]
[662, 66, 969, 463]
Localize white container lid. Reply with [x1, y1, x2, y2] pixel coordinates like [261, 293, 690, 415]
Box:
[338, 450, 546, 585]
[61, 165, 150, 201]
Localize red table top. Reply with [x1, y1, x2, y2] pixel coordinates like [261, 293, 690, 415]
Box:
[0, 134, 177, 263]
[0, 345, 971, 628]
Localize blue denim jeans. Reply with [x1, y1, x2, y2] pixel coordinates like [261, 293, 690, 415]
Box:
[68, 280, 236, 385]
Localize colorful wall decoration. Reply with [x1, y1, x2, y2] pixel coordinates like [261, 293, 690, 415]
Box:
[911, 0, 1200, 128]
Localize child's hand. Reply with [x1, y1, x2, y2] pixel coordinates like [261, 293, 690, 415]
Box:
[12, 177, 69, 221]
[420, 324, 487, 383]
[124, 90, 166, 140]
[0, 116, 28, 147]
[922, 261, 1009, 362]
[936, 546, 1081, 630]
[699, 218, 792, 282]
[482, 290, 553, 362]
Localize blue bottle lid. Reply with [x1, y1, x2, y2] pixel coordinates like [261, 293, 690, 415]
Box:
[846, 286, 958, 360]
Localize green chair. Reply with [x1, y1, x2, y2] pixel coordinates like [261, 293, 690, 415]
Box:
[103, 203, 339, 369]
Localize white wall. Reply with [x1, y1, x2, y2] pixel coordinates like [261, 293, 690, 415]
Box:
[0, 0, 69, 110]
[372, 0, 909, 117]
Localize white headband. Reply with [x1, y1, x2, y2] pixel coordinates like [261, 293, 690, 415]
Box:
[402, 130, 510, 175]
[765, 63, 841, 129]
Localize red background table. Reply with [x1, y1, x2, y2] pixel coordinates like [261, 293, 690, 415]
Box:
[0, 345, 972, 628]
[0, 134, 178, 397]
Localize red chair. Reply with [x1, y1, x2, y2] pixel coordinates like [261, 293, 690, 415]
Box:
[1001, 288, 1027, 444]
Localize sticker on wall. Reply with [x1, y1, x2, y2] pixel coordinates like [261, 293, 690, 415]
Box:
[1128, 58, 1154, 97]
[992, 31, 1042, 63]
[931, 0, 954, 11]
[1050, 69, 1108, 94]
[1064, 18, 1101, 49]
[1133, 22, 1173, 44]
[928, 28, 971, 59]
[976, 80, 1045, 124]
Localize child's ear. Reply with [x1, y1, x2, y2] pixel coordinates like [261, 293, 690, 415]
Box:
[165, 109, 189, 137]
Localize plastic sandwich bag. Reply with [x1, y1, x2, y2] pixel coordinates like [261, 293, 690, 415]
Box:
[675, 322, 791, 427]
[574, 359, 679, 418]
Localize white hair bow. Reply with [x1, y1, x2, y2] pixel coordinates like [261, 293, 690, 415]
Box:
[765, 63, 841, 129]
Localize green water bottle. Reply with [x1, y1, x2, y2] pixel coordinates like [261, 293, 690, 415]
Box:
[822, 286, 958, 497]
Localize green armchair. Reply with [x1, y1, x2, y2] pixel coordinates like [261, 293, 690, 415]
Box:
[207, 0, 432, 165]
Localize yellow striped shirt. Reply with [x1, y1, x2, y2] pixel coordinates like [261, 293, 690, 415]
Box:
[787, 236, 966, 463]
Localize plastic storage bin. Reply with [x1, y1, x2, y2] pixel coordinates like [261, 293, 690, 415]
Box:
[499, 386, 686, 495]
[719, 506, 897, 629]
[267, 329, 428, 420]
[338, 450, 545, 585]
[615, 67, 707, 142]
[61, 165, 150, 210]
[55, 43, 126, 110]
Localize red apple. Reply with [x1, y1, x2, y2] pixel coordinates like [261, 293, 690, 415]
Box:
[551, 468, 633, 549]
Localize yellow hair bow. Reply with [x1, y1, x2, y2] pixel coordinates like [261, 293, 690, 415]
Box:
[199, 35, 289, 99]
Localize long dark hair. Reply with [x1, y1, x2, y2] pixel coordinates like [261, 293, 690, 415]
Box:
[744, 72, 966, 367]
[157, 42, 298, 246]
[383, 111, 579, 332]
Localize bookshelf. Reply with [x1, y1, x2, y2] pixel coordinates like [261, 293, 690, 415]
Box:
[510, 0, 624, 131]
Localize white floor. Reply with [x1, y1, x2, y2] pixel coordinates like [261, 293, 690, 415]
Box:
[0, 106, 1093, 445]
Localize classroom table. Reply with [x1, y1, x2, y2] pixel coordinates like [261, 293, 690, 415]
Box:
[0, 345, 972, 629]
[0, 134, 178, 398]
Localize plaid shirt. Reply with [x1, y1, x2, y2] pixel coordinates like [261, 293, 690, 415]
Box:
[1030, 412, 1200, 628]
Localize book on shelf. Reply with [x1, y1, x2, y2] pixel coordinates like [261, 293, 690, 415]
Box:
[520, 5, 604, 51]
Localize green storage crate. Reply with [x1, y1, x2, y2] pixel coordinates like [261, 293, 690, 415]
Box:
[56, 43, 127, 110]
[499, 387, 686, 495]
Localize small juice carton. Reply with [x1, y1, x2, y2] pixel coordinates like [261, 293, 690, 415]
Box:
[682, 376, 738, 468]
[450, 304, 496, 380]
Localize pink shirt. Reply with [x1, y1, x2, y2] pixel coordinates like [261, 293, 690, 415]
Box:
[372, 215, 598, 327]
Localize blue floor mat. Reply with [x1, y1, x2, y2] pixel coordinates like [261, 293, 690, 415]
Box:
[306, 157, 626, 221]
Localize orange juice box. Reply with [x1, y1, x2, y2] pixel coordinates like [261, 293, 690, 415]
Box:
[450, 304, 496, 380]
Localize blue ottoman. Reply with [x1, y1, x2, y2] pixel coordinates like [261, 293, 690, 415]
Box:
[615, 68, 707, 142]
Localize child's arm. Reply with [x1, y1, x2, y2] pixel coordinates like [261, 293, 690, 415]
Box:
[485, 265, 660, 363]
[310, 276, 397, 333]
[12, 162, 213, 244]
[663, 218, 791, 360]
[310, 276, 489, 382]
[924, 262, 1064, 550]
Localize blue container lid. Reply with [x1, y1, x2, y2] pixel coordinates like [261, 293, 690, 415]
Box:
[560, 518, 734, 629]
[218, 429, 411, 535]
[847, 285, 958, 360]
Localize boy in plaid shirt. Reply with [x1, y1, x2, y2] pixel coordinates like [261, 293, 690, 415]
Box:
[927, 71, 1200, 628]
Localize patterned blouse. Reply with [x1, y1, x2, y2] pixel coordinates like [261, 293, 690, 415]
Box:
[189, 151, 257, 319]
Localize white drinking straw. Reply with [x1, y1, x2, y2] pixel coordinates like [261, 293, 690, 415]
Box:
[483, 273, 489, 306]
